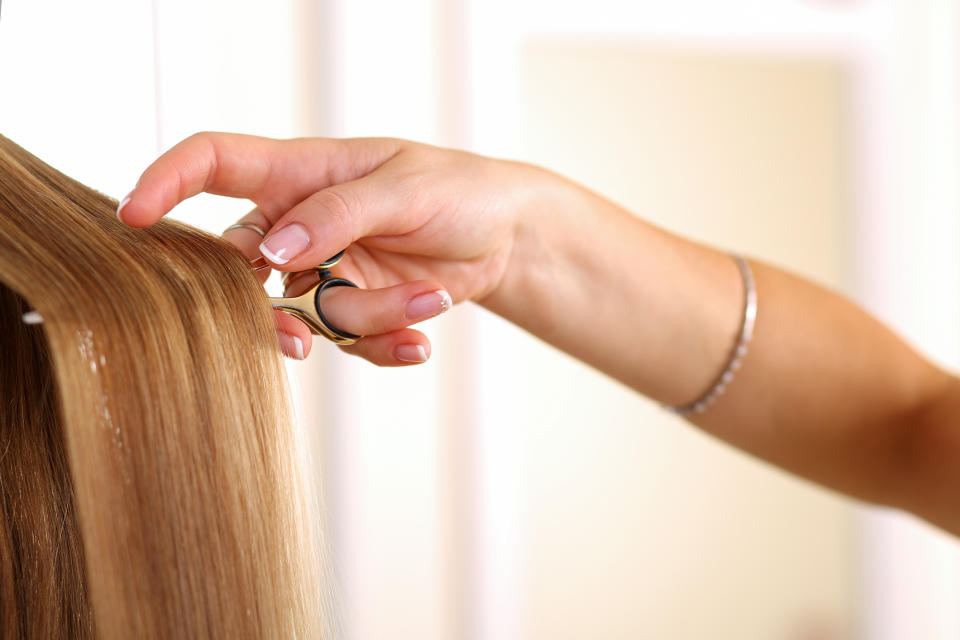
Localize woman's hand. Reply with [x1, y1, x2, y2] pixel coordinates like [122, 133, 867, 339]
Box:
[118, 132, 549, 364]
[117, 133, 960, 535]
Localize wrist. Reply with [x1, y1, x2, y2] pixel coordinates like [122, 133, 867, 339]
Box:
[478, 164, 590, 338]
[477, 165, 744, 406]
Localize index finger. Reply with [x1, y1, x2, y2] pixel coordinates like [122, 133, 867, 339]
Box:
[117, 132, 402, 228]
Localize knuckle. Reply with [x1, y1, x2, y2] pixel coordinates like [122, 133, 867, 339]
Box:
[368, 309, 400, 337]
[322, 287, 398, 337]
[172, 132, 220, 196]
[324, 188, 355, 219]
[308, 188, 356, 235]
[187, 130, 217, 143]
[362, 291, 407, 336]
[240, 206, 271, 229]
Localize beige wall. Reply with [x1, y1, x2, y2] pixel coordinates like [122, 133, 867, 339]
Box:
[517, 43, 855, 639]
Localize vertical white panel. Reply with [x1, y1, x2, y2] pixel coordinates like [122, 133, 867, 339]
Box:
[338, 0, 439, 140]
[151, 0, 299, 234]
[461, 5, 530, 640]
[852, 1, 960, 638]
[301, 2, 449, 639]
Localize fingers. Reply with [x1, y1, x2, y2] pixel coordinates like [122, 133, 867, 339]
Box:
[119, 133, 283, 227]
[338, 328, 433, 367]
[217, 199, 451, 366]
[222, 207, 273, 282]
[222, 207, 271, 254]
[316, 280, 452, 337]
[271, 275, 451, 364]
[275, 310, 313, 360]
[256, 164, 423, 272]
[222, 211, 314, 360]
[118, 132, 404, 228]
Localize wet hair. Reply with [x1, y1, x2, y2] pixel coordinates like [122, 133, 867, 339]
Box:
[0, 135, 325, 638]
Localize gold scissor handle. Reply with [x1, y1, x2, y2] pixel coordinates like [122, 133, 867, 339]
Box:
[270, 276, 361, 345]
[254, 250, 359, 344]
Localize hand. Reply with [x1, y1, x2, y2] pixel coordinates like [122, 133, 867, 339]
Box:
[118, 133, 546, 364]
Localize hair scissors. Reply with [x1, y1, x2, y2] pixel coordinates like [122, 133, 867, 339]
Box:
[251, 249, 362, 345]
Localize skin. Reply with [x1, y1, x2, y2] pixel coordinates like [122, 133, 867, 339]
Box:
[120, 132, 960, 536]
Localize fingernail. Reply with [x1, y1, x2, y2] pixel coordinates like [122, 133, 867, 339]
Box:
[260, 223, 310, 265]
[278, 332, 305, 360]
[395, 344, 428, 363]
[406, 290, 453, 323]
[116, 191, 133, 221]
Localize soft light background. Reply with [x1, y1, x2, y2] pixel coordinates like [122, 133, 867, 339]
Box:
[1, 1, 958, 638]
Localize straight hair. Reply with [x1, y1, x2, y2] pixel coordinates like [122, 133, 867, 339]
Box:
[0, 135, 325, 638]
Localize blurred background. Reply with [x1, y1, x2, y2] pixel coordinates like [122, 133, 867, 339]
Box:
[2, 0, 959, 638]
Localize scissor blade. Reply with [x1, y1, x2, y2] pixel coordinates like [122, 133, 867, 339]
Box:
[250, 256, 271, 272]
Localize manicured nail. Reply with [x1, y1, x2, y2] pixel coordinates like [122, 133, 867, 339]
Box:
[406, 290, 452, 323]
[395, 344, 428, 363]
[292, 335, 305, 360]
[278, 332, 305, 360]
[260, 223, 310, 265]
[116, 192, 133, 221]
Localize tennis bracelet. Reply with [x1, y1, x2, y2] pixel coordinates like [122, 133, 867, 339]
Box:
[666, 254, 757, 416]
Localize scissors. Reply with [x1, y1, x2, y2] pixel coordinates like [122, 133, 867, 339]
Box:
[251, 249, 362, 345]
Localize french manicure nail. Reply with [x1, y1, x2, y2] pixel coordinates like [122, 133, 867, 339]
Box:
[396, 344, 428, 363]
[116, 192, 133, 220]
[406, 290, 453, 323]
[278, 332, 306, 360]
[260, 223, 311, 265]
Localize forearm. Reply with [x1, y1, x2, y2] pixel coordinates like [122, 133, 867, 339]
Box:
[482, 168, 957, 520]
[483, 170, 745, 406]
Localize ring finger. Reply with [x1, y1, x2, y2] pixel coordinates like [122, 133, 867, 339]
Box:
[222, 207, 272, 283]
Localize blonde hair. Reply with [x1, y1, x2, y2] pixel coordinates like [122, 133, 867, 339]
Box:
[0, 135, 324, 638]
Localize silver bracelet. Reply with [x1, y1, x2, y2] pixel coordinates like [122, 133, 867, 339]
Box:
[666, 254, 757, 416]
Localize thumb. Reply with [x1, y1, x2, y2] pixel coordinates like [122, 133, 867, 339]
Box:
[256, 168, 417, 272]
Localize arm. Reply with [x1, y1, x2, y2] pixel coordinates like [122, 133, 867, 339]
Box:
[484, 167, 960, 533]
[123, 133, 960, 535]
